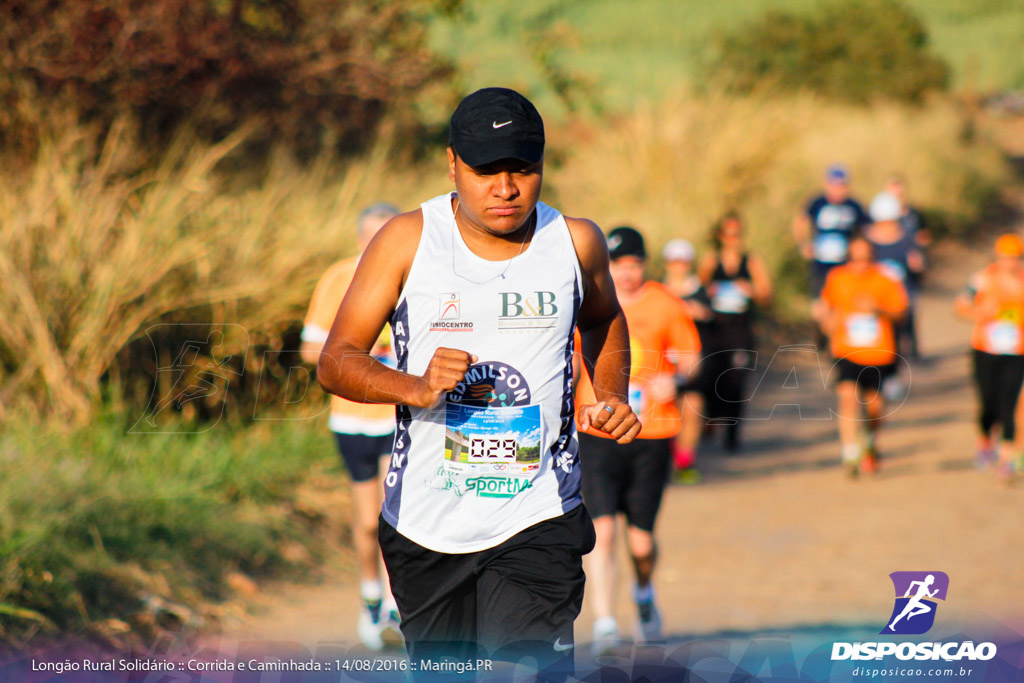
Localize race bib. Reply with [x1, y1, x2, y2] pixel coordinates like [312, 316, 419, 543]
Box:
[814, 233, 849, 264]
[985, 321, 1021, 355]
[627, 383, 645, 416]
[878, 258, 907, 283]
[711, 280, 751, 314]
[444, 402, 543, 479]
[846, 313, 881, 347]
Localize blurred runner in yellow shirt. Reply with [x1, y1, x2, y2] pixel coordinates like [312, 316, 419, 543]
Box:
[301, 202, 400, 649]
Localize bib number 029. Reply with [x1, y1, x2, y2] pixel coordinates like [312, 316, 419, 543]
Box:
[468, 438, 517, 462]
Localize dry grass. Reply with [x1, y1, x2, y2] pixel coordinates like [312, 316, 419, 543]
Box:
[0, 119, 449, 423]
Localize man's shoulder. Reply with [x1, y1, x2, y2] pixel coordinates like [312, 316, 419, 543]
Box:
[561, 215, 603, 254]
[642, 281, 686, 309]
[806, 195, 828, 213]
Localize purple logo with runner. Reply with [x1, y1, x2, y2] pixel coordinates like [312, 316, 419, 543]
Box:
[881, 571, 949, 635]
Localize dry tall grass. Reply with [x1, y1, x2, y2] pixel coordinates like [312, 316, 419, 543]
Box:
[0, 119, 448, 423]
[549, 90, 1009, 312]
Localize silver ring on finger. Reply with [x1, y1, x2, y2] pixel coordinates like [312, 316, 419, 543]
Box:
[603, 405, 616, 415]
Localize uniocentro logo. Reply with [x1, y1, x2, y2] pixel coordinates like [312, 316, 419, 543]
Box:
[831, 572, 997, 662]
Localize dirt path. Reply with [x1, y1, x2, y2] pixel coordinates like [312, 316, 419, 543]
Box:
[206, 122, 1024, 669]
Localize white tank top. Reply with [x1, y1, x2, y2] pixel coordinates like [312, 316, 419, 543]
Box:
[383, 193, 583, 553]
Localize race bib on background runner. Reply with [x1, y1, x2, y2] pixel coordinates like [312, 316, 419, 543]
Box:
[878, 259, 907, 283]
[627, 383, 645, 416]
[985, 321, 1021, 355]
[846, 313, 881, 347]
[711, 281, 751, 314]
[814, 233, 849, 264]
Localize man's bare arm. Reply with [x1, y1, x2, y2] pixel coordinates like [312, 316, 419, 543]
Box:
[566, 216, 641, 443]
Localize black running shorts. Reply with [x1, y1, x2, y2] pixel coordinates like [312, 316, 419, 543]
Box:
[332, 432, 394, 483]
[379, 505, 595, 681]
[578, 433, 671, 532]
[833, 358, 897, 392]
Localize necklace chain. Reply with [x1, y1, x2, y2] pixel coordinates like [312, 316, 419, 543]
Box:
[450, 197, 533, 285]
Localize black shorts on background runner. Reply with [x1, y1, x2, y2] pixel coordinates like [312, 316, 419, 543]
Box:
[332, 432, 394, 482]
[379, 504, 595, 680]
[833, 358, 897, 392]
[578, 433, 671, 531]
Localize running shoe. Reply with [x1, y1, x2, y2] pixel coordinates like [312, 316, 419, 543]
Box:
[860, 451, 880, 475]
[975, 446, 998, 469]
[380, 602, 402, 648]
[635, 596, 664, 644]
[357, 598, 384, 651]
[671, 467, 702, 486]
[997, 460, 1018, 485]
[590, 616, 619, 657]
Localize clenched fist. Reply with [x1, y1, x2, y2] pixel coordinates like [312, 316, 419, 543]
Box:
[413, 347, 477, 409]
[578, 401, 642, 444]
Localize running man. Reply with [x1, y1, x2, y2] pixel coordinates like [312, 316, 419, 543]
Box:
[888, 574, 938, 631]
[820, 234, 908, 476]
[793, 165, 870, 344]
[317, 87, 639, 679]
[301, 202, 401, 650]
[575, 226, 700, 654]
[954, 234, 1024, 480]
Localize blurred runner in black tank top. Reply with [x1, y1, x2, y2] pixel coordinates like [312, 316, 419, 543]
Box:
[698, 212, 773, 453]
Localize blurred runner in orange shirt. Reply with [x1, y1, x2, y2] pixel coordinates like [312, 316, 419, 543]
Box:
[954, 234, 1024, 480]
[574, 226, 700, 654]
[821, 233, 908, 476]
[301, 202, 400, 649]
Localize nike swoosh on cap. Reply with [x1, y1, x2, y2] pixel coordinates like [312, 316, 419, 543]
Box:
[492, 120, 513, 129]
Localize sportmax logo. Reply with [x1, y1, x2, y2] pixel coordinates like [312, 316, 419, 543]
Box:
[465, 476, 532, 498]
[499, 291, 558, 330]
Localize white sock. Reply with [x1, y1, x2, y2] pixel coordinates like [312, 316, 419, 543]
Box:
[360, 579, 382, 602]
[593, 615, 618, 636]
[842, 443, 861, 463]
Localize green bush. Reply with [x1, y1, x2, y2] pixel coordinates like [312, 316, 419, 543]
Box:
[705, 0, 950, 103]
[0, 415, 335, 642]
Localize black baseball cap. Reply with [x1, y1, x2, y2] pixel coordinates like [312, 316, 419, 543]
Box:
[449, 88, 545, 167]
[607, 226, 646, 260]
